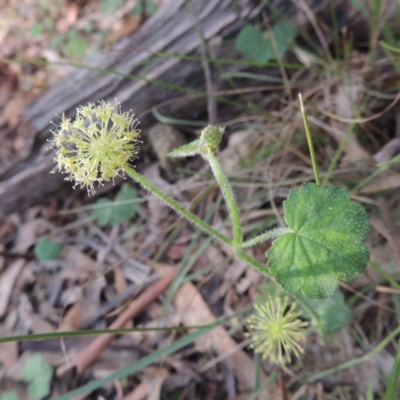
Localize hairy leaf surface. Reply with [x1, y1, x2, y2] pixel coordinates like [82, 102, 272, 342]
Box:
[267, 183, 369, 299]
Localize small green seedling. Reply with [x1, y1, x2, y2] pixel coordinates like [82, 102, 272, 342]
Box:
[235, 21, 297, 65]
[133, 0, 157, 16]
[0, 392, 18, 400]
[34, 237, 62, 261]
[301, 290, 352, 335]
[92, 183, 138, 226]
[23, 354, 53, 400]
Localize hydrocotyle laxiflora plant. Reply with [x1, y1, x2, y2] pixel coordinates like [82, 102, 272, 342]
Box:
[50, 99, 370, 301]
[50, 98, 370, 365]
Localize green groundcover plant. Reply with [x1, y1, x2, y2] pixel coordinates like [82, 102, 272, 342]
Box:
[8, 95, 396, 398]
[50, 98, 370, 302]
[48, 97, 371, 352]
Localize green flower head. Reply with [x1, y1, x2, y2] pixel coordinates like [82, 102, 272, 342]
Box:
[51, 101, 140, 194]
[247, 296, 308, 365]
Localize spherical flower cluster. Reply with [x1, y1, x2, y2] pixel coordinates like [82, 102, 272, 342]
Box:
[50, 101, 140, 194]
[247, 296, 308, 365]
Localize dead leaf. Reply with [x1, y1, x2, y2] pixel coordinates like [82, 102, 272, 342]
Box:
[115, 264, 128, 294]
[143, 164, 172, 226]
[123, 382, 148, 400]
[106, 15, 141, 44]
[374, 138, 400, 163]
[56, 3, 79, 32]
[235, 266, 261, 295]
[0, 341, 18, 372]
[0, 216, 16, 246]
[114, 264, 133, 328]
[333, 74, 370, 164]
[61, 246, 97, 274]
[13, 219, 52, 253]
[148, 124, 187, 172]
[219, 129, 261, 171]
[30, 313, 56, 334]
[57, 270, 176, 376]
[123, 367, 169, 400]
[174, 281, 276, 396]
[370, 216, 400, 267]
[79, 275, 107, 328]
[208, 260, 247, 305]
[166, 243, 190, 261]
[0, 258, 25, 317]
[335, 74, 364, 120]
[58, 301, 82, 332]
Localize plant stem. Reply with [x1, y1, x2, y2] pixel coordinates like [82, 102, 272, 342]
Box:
[125, 165, 268, 276]
[292, 293, 323, 333]
[240, 227, 293, 248]
[385, 338, 400, 400]
[124, 165, 231, 245]
[369, 261, 400, 291]
[299, 93, 321, 187]
[351, 164, 388, 193]
[235, 248, 268, 275]
[306, 325, 400, 384]
[206, 152, 243, 245]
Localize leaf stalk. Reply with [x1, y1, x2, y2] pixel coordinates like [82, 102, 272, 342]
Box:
[299, 93, 321, 187]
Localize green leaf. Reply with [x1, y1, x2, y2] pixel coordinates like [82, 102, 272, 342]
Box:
[235, 21, 297, 65]
[65, 30, 89, 58]
[270, 21, 297, 58]
[267, 183, 369, 299]
[0, 391, 18, 400]
[92, 184, 138, 226]
[236, 24, 269, 64]
[23, 354, 53, 400]
[101, 0, 123, 14]
[27, 377, 52, 400]
[168, 139, 200, 158]
[144, 0, 157, 15]
[30, 23, 43, 37]
[301, 290, 352, 334]
[34, 237, 62, 261]
[50, 33, 66, 51]
[133, 0, 157, 16]
[111, 183, 138, 225]
[92, 198, 113, 226]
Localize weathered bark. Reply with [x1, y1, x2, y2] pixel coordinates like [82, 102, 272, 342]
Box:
[0, 0, 343, 213]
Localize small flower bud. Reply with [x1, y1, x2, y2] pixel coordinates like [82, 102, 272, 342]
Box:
[199, 125, 225, 156]
[50, 101, 140, 194]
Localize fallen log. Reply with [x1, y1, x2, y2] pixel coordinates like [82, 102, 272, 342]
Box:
[0, 0, 345, 213]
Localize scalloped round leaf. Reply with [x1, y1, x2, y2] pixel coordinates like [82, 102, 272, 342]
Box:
[266, 183, 369, 299]
[34, 237, 62, 261]
[300, 290, 351, 334]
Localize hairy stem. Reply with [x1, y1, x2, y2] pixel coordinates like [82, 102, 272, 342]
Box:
[206, 152, 243, 245]
[235, 248, 268, 275]
[240, 227, 293, 248]
[125, 164, 268, 276]
[124, 165, 231, 245]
